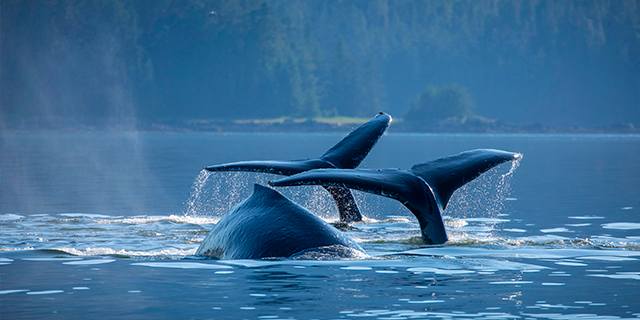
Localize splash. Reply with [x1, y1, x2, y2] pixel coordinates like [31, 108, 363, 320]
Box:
[183, 169, 341, 219]
[442, 157, 522, 233]
[182, 171, 262, 216]
[296, 186, 336, 219]
[183, 170, 211, 216]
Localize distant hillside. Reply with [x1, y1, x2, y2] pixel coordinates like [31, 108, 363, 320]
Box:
[1, 0, 639, 129]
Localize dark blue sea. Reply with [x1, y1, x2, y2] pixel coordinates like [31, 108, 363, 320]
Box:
[1, 131, 639, 319]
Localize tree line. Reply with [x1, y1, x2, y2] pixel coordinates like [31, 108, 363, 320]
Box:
[1, 0, 639, 128]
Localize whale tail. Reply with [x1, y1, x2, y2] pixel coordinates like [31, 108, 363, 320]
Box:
[269, 149, 522, 244]
[319, 112, 392, 168]
[204, 112, 392, 223]
[410, 149, 523, 209]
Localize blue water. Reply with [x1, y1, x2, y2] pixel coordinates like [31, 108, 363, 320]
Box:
[1, 132, 639, 319]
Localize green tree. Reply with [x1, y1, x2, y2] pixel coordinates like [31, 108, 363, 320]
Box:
[404, 84, 474, 125]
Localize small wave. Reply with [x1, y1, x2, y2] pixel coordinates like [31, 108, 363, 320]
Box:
[290, 245, 368, 260]
[601, 222, 640, 230]
[361, 216, 412, 224]
[445, 219, 469, 228]
[131, 262, 232, 269]
[540, 227, 572, 233]
[59, 213, 112, 218]
[52, 247, 197, 258]
[96, 215, 219, 225]
[568, 215, 605, 220]
[0, 213, 24, 221]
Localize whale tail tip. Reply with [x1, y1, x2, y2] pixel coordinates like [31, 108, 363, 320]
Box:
[410, 149, 522, 209]
[319, 112, 391, 169]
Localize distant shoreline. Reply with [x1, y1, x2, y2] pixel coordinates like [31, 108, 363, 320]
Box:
[4, 119, 640, 134]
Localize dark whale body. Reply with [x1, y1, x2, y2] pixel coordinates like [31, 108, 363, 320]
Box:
[271, 149, 522, 245]
[204, 112, 392, 223]
[196, 184, 363, 259]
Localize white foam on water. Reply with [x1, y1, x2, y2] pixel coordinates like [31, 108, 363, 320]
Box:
[464, 218, 510, 223]
[72, 287, 90, 290]
[219, 260, 275, 268]
[0, 289, 29, 295]
[406, 267, 475, 275]
[577, 256, 637, 261]
[402, 247, 640, 260]
[531, 304, 582, 310]
[445, 219, 469, 228]
[601, 222, 640, 230]
[489, 281, 533, 285]
[565, 223, 591, 227]
[588, 274, 640, 281]
[541, 282, 565, 286]
[0, 213, 24, 221]
[620, 207, 633, 210]
[22, 257, 82, 261]
[340, 266, 373, 271]
[131, 262, 232, 269]
[63, 259, 116, 265]
[59, 213, 112, 218]
[540, 228, 572, 233]
[26, 290, 64, 295]
[554, 262, 588, 267]
[56, 247, 196, 257]
[99, 215, 219, 225]
[0, 258, 13, 262]
[515, 235, 571, 243]
[249, 293, 267, 297]
[568, 215, 605, 220]
[406, 299, 445, 304]
[375, 270, 399, 274]
[503, 228, 526, 233]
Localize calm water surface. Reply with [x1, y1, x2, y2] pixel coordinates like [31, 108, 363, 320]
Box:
[1, 132, 639, 319]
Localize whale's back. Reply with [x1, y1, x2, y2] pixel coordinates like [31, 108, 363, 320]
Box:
[196, 185, 362, 259]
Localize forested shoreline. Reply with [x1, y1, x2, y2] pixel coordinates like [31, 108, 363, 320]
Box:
[2, 1, 639, 130]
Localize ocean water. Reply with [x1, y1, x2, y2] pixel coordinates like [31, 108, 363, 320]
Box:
[1, 132, 639, 319]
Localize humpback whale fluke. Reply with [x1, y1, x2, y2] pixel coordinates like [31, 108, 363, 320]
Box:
[270, 149, 522, 245]
[204, 112, 392, 222]
[196, 184, 364, 259]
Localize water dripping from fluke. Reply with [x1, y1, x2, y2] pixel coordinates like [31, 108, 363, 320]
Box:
[183, 169, 211, 216]
[183, 171, 272, 217]
[444, 157, 521, 238]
